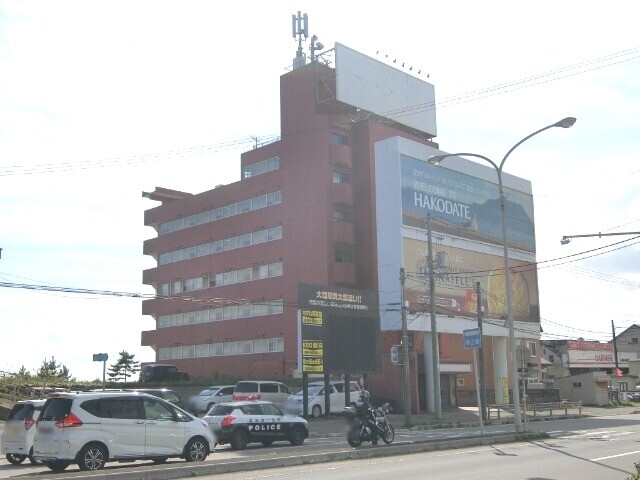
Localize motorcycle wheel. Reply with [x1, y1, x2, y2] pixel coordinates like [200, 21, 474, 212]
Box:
[347, 427, 363, 447]
[382, 422, 395, 444]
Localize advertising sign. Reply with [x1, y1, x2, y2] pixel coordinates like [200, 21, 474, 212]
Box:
[335, 43, 437, 137]
[403, 238, 540, 323]
[298, 284, 379, 374]
[400, 154, 535, 253]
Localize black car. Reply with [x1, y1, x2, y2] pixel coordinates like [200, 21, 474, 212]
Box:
[139, 364, 190, 382]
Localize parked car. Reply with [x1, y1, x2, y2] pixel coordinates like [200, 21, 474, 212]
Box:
[627, 391, 640, 402]
[233, 381, 291, 410]
[133, 388, 186, 410]
[285, 381, 361, 417]
[139, 364, 190, 382]
[1, 399, 46, 465]
[32, 391, 214, 472]
[203, 400, 308, 450]
[188, 385, 235, 414]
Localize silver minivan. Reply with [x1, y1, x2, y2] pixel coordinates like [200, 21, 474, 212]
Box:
[1, 399, 46, 465]
[32, 391, 215, 472]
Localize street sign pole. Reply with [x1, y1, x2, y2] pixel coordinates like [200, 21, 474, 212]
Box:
[93, 353, 108, 391]
[472, 348, 484, 435]
[463, 328, 483, 433]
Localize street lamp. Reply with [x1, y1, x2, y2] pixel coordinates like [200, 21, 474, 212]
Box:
[560, 231, 640, 245]
[427, 117, 576, 433]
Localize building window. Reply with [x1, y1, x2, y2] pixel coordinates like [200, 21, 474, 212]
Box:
[331, 133, 350, 146]
[527, 341, 537, 357]
[158, 190, 282, 235]
[619, 382, 628, 392]
[549, 354, 554, 362]
[457, 377, 465, 387]
[335, 248, 354, 263]
[157, 337, 285, 360]
[334, 209, 352, 223]
[243, 156, 280, 179]
[572, 381, 582, 388]
[629, 338, 639, 345]
[158, 225, 282, 266]
[332, 171, 350, 184]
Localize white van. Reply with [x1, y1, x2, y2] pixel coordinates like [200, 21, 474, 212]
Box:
[233, 381, 291, 410]
[285, 381, 361, 417]
[1, 399, 46, 465]
[32, 391, 215, 472]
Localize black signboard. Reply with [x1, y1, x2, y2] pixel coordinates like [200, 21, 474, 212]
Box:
[298, 284, 379, 374]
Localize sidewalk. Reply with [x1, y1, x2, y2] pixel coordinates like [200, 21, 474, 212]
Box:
[306, 404, 640, 436]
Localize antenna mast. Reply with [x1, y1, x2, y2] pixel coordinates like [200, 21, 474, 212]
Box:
[292, 11, 308, 70]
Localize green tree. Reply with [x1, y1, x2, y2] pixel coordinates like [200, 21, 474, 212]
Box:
[35, 357, 73, 382]
[108, 351, 140, 386]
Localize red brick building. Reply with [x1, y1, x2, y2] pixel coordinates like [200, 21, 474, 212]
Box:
[141, 44, 541, 412]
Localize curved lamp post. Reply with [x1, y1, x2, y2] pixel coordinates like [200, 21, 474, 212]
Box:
[427, 117, 576, 433]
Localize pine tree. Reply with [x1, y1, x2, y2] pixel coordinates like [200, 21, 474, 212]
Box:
[108, 351, 141, 386]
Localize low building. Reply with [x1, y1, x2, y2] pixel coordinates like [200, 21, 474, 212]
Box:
[554, 372, 610, 406]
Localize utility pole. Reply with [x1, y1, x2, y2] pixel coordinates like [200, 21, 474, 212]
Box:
[400, 268, 412, 426]
[612, 320, 619, 371]
[476, 282, 487, 421]
[426, 217, 441, 419]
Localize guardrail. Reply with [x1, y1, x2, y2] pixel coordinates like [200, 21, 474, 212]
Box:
[488, 401, 583, 419]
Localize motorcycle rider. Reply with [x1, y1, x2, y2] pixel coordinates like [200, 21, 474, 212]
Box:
[357, 390, 379, 444]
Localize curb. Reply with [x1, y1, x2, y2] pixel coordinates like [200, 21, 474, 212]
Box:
[34, 432, 522, 480]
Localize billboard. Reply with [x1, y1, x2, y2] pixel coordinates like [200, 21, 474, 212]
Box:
[401, 154, 535, 253]
[298, 284, 379, 374]
[402, 238, 540, 323]
[335, 43, 437, 137]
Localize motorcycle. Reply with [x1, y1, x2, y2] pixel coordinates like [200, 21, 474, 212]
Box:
[342, 391, 395, 447]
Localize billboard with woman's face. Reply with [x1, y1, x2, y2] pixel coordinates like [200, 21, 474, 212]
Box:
[400, 154, 536, 253]
[402, 238, 540, 323]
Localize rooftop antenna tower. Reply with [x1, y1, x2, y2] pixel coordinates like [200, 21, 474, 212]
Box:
[292, 11, 308, 70]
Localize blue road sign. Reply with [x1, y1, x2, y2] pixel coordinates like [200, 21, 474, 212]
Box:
[463, 328, 481, 349]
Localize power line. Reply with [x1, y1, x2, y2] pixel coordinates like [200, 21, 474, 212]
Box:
[2, 46, 639, 177]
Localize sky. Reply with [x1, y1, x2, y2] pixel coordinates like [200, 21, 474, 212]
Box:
[0, 1, 638, 381]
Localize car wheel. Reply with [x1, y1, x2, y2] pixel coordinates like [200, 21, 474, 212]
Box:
[78, 443, 107, 471]
[230, 430, 249, 450]
[289, 426, 306, 446]
[185, 437, 208, 462]
[152, 457, 168, 464]
[261, 439, 274, 446]
[28, 448, 41, 465]
[311, 405, 322, 418]
[6, 453, 26, 465]
[44, 460, 71, 472]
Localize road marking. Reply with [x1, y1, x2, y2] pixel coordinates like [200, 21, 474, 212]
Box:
[591, 450, 640, 462]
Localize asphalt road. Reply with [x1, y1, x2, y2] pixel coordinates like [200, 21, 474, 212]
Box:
[1, 415, 640, 478]
[152, 417, 640, 480]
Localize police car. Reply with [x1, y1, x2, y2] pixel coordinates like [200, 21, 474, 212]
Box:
[202, 399, 308, 450]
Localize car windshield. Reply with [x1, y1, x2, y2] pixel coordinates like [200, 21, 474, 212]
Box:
[208, 405, 235, 415]
[295, 385, 323, 396]
[199, 389, 217, 396]
[234, 382, 258, 393]
[40, 398, 72, 421]
[7, 403, 34, 420]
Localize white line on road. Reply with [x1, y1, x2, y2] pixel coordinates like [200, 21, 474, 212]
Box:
[591, 450, 640, 462]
